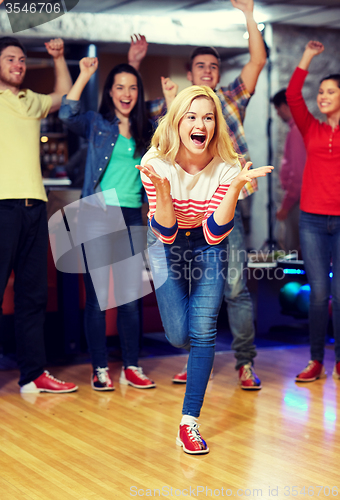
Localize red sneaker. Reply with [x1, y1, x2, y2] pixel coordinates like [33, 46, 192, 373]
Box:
[20, 371, 78, 394]
[91, 367, 114, 391]
[332, 362, 340, 380]
[176, 423, 209, 455]
[119, 366, 156, 389]
[296, 360, 326, 382]
[172, 364, 187, 384]
[239, 363, 262, 390]
[172, 364, 213, 384]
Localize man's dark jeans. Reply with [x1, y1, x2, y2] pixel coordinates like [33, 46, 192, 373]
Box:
[0, 199, 48, 386]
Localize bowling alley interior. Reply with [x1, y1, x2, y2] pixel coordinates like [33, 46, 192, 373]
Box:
[1, 1, 340, 498]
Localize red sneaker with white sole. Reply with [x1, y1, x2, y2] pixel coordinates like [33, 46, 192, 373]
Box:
[172, 364, 187, 384]
[295, 360, 326, 382]
[20, 371, 78, 394]
[239, 363, 262, 390]
[172, 364, 213, 384]
[176, 423, 209, 455]
[91, 367, 114, 391]
[119, 366, 156, 389]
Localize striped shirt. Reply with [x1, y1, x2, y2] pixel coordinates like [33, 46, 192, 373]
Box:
[140, 147, 241, 245]
[146, 76, 257, 199]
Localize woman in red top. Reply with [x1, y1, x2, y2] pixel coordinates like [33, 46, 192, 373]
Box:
[286, 41, 340, 383]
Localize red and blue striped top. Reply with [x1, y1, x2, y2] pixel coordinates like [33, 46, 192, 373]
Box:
[140, 147, 241, 245]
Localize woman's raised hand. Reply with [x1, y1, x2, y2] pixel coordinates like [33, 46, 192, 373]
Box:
[136, 164, 171, 197]
[230, 0, 254, 15]
[67, 57, 98, 100]
[231, 161, 273, 189]
[298, 40, 324, 71]
[128, 34, 148, 70]
[305, 40, 324, 57]
[79, 57, 98, 77]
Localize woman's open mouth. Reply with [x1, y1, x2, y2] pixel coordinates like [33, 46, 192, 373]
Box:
[120, 100, 132, 109]
[191, 133, 206, 146]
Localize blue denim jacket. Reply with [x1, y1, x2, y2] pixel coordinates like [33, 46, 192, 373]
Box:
[59, 95, 148, 210]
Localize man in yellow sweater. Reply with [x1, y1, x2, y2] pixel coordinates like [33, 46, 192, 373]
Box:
[0, 36, 78, 393]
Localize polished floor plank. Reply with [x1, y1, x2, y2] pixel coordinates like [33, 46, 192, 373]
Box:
[0, 345, 339, 499]
[0, 474, 38, 500]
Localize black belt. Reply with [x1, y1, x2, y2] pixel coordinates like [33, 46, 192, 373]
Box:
[0, 198, 43, 207]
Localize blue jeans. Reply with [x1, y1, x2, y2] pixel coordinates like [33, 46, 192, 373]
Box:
[148, 227, 227, 418]
[299, 211, 340, 362]
[224, 205, 256, 369]
[81, 205, 145, 369]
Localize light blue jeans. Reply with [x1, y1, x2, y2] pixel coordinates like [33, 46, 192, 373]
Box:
[299, 211, 340, 362]
[224, 205, 257, 369]
[148, 227, 227, 418]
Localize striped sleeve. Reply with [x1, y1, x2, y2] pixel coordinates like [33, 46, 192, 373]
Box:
[150, 217, 178, 244]
[141, 174, 178, 244]
[202, 184, 234, 245]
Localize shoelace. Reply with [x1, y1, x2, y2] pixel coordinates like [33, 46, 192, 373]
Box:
[129, 367, 149, 380]
[301, 361, 316, 373]
[186, 423, 203, 443]
[241, 364, 254, 381]
[95, 367, 109, 384]
[44, 370, 65, 384]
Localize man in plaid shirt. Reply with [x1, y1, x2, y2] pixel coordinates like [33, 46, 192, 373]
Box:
[129, 0, 267, 390]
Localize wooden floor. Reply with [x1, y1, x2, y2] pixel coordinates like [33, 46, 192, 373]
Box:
[0, 345, 339, 499]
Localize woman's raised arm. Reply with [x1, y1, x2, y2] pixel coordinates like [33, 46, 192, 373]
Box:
[297, 40, 324, 72]
[66, 57, 98, 101]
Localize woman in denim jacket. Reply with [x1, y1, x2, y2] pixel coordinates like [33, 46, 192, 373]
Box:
[59, 57, 155, 391]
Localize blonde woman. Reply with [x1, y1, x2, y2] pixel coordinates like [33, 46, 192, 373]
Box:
[137, 86, 273, 455]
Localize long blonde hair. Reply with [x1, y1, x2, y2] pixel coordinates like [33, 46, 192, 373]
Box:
[151, 85, 240, 166]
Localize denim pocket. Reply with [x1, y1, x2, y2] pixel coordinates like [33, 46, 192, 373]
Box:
[92, 126, 110, 148]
